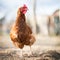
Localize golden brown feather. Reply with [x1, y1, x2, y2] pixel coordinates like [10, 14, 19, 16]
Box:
[10, 5, 36, 49]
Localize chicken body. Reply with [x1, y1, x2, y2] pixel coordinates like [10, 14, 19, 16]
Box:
[10, 6, 35, 49]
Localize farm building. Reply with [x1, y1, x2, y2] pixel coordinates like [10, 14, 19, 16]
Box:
[49, 9, 60, 35]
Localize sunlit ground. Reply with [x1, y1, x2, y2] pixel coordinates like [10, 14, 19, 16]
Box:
[0, 33, 60, 60]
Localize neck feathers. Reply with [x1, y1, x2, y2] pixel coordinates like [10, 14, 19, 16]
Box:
[15, 13, 26, 32]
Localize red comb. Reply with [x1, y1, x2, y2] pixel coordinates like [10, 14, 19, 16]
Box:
[23, 4, 27, 8]
[21, 4, 28, 14]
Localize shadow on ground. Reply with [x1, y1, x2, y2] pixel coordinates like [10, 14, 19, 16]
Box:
[0, 49, 60, 60]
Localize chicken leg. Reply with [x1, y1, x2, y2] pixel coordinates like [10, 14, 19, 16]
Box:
[30, 46, 33, 56]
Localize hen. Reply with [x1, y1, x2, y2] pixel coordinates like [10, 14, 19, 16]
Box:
[10, 5, 35, 55]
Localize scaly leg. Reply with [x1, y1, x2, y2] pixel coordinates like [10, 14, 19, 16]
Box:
[21, 49, 23, 57]
[30, 46, 33, 56]
[30, 46, 35, 60]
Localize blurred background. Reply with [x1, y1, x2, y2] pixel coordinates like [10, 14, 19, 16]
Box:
[0, 0, 60, 49]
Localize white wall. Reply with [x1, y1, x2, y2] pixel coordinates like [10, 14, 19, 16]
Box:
[27, 15, 49, 35]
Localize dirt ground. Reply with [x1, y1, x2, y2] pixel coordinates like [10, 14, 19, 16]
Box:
[0, 34, 60, 60]
[0, 48, 60, 60]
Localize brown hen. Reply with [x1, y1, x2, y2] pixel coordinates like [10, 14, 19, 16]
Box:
[10, 5, 35, 55]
